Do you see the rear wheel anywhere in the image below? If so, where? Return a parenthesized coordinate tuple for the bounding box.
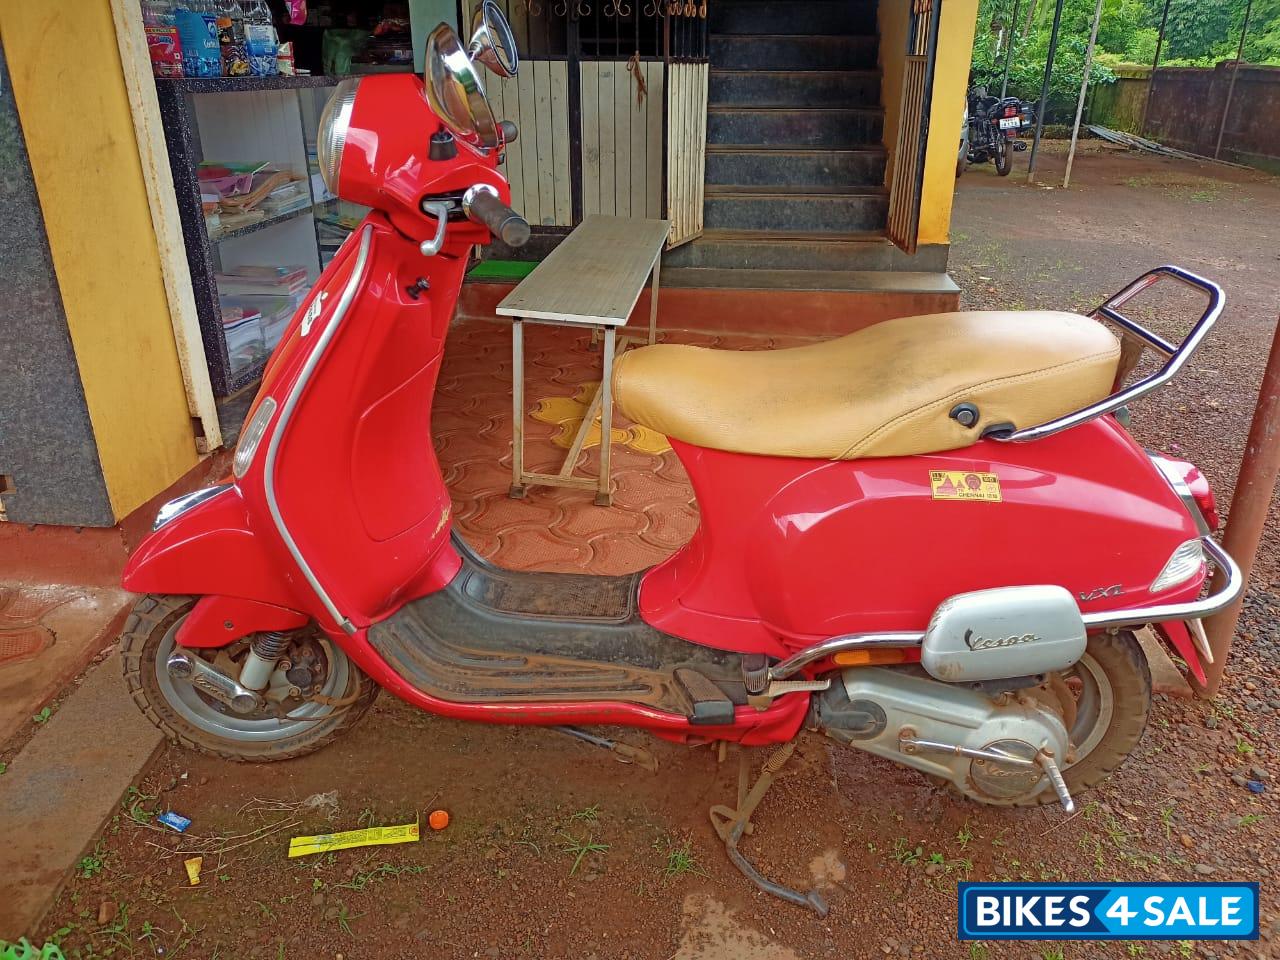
(994, 139, 1013, 176)
(121, 594, 378, 762)
(1018, 630, 1150, 805)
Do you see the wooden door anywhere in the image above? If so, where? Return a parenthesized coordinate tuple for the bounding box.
(665, 61, 708, 248)
(886, 0, 943, 253)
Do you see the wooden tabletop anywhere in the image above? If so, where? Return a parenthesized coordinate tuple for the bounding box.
(496, 215, 671, 327)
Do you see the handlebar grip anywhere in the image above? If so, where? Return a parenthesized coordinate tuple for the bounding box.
(465, 189, 531, 248)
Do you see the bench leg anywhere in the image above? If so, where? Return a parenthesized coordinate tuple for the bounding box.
(648, 257, 661, 346)
(595, 326, 616, 506)
(509, 319, 527, 499)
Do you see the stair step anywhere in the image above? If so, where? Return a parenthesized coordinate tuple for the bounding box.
(711, 0, 878, 36)
(662, 267, 960, 295)
(709, 35, 878, 70)
(703, 187, 889, 234)
(707, 106, 883, 148)
(709, 69, 881, 108)
(663, 230, 951, 272)
(705, 146, 885, 188)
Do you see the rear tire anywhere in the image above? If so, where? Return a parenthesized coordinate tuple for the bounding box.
(1019, 630, 1150, 806)
(121, 594, 378, 762)
(994, 139, 1013, 176)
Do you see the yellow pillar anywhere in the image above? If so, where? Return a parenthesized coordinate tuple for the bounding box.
(919, 0, 979, 246)
(0, 0, 199, 520)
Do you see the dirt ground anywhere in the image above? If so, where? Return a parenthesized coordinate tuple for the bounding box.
(30, 142, 1280, 959)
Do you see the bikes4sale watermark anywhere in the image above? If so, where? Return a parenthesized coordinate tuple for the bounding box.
(957, 883, 1259, 941)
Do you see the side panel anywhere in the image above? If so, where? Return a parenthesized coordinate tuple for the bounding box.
(641, 417, 1205, 652)
(124, 217, 467, 636)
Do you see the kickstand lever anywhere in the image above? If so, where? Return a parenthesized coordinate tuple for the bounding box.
(551, 725, 659, 773)
(708, 741, 829, 917)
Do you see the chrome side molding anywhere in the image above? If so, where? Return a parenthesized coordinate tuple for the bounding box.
(262, 224, 375, 636)
(769, 536, 1241, 681)
(154, 483, 233, 531)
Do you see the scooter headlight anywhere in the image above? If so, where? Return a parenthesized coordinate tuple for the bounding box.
(317, 78, 361, 196)
(1150, 539, 1205, 594)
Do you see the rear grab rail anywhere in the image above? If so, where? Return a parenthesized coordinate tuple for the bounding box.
(992, 265, 1225, 443)
(769, 535, 1241, 681)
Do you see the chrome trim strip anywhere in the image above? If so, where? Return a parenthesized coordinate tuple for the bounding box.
(154, 482, 234, 531)
(769, 537, 1241, 680)
(1148, 452, 1212, 536)
(261, 224, 374, 635)
(994, 266, 1225, 443)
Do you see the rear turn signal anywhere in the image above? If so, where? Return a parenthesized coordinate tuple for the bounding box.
(833, 648, 919, 667)
(1150, 539, 1206, 594)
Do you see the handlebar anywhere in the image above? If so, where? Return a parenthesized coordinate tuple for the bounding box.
(463, 185, 530, 248)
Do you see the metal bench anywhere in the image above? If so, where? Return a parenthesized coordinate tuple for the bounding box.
(498, 214, 670, 506)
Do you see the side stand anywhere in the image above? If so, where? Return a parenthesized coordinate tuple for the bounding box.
(708, 742, 829, 917)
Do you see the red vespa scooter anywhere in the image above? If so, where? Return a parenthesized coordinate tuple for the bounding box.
(122, 8, 1240, 914)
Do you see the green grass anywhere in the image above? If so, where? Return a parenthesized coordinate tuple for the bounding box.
(335, 902, 363, 938)
(569, 804, 600, 823)
(560, 832, 609, 876)
(32, 706, 52, 724)
(660, 839, 707, 879)
(333, 862, 427, 891)
(1238, 813, 1264, 828)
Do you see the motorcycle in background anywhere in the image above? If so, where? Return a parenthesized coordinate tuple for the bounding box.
(959, 85, 1035, 177)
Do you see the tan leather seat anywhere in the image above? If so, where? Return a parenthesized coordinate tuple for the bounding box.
(612, 311, 1120, 460)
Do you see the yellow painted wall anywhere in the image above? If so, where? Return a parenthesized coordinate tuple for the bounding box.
(877, 0, 979, 247)
(0, 0, 199, 520)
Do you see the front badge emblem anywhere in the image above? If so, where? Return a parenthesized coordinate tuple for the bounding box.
(300, 291, 328, 336)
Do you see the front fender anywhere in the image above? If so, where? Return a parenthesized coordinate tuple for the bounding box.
(124, 484, 306, 614)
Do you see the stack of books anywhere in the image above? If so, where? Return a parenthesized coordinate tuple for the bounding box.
(217, 265, 310, 350)
(216, 265, 309, 297)
(221, 304, 266, 373)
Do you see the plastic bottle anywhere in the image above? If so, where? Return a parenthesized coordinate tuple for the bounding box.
(218, 0, 251, 77)
(143, 0, 184, 77)
(176, 0, 222, 77)
(243, 0, 279, 76)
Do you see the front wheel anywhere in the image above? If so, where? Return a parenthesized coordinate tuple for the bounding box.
(994, 138, 1013, 176)
(121, 594, 379, 762)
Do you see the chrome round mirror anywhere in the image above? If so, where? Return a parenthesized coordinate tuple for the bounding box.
(423, 22, 499, 148)
(468, 0, 519, 79)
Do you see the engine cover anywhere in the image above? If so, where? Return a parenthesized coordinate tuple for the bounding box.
(815, 667, 1070, 806)
(921, 584, 1086, 683)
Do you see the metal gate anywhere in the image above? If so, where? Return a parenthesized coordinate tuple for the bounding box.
(886, 0, 942, 253)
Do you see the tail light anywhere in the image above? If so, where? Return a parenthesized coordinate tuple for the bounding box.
(1150, 453, 1221, 531)
(1003, 106, 1018, 117)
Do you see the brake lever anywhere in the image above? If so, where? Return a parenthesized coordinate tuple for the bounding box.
(419, 200, 450, 257)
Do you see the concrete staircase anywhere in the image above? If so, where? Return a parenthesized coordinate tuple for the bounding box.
(666, 0, 952, 292)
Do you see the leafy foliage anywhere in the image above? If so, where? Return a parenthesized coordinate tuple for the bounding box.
(970, 0, 1280, 120)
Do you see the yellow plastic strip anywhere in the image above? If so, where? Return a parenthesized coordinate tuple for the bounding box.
(287, 821, 420, 858)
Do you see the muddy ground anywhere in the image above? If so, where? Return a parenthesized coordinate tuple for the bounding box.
(33, 143, 1280, 959)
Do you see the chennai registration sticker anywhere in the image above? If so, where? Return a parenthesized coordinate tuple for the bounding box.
(930, 470, 1002, 502)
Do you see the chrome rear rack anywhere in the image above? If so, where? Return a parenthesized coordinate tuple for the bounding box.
(992, 265, 1225, 443)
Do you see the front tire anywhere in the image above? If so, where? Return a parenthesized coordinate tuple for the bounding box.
(121, 594, 378, 762)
